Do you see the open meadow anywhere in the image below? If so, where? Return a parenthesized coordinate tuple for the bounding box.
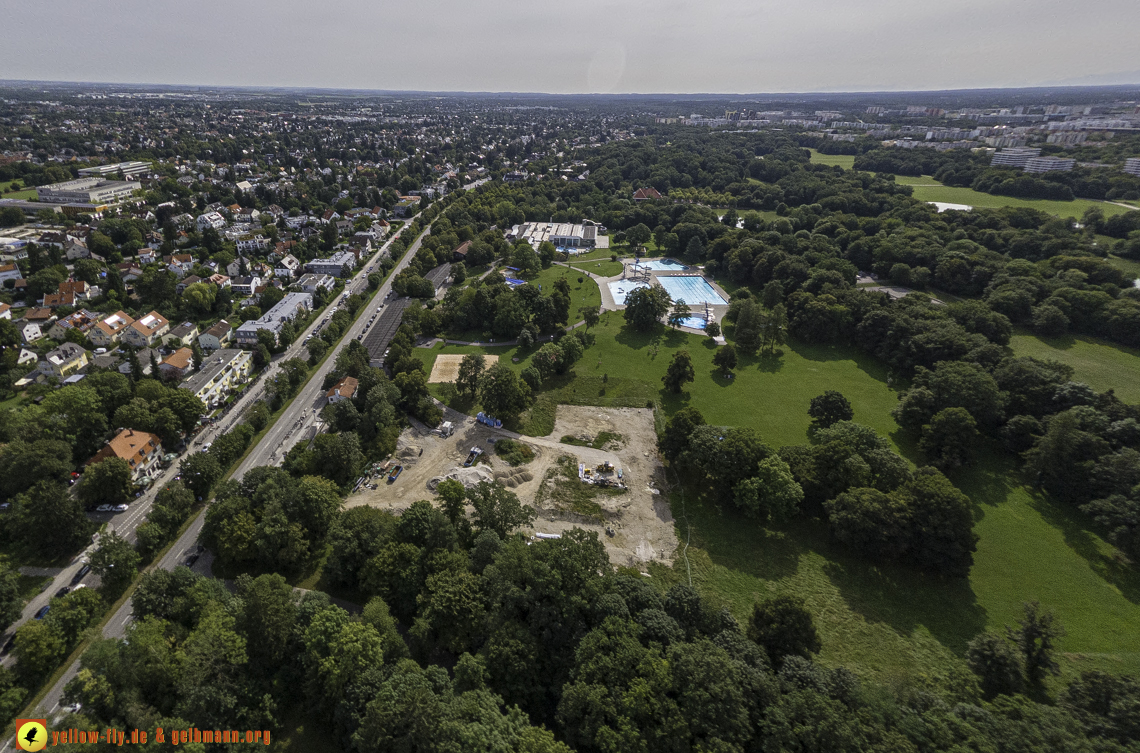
(893, 174, 1133, 218)
(419, 311, 1140, 685)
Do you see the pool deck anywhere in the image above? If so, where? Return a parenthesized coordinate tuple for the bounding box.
(589, 258, 732, 333)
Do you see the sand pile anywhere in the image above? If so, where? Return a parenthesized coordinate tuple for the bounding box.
(427, 466, 494, 490)
(494, 467, 535, 488)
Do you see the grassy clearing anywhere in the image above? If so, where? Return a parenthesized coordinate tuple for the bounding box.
(1009, 328, 1140, 403)
(808, 149, 855, 169)
(424, 310, 1140, 685)
(565, 259, 624, 277)
(892, 174, 1132, 218)
(1106, 254, 1140, 279)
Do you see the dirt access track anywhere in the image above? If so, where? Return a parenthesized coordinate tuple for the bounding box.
(346, 405, 677, 567)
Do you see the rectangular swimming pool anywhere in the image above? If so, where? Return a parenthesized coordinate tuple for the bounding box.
(607, 280, 649, 305)
(678, 316, 707, 329)
(657, 275, 727, 306)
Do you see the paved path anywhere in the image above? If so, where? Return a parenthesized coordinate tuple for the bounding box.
(17, 568, 64, 578)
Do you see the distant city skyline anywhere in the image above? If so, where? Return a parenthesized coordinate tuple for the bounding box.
(7, 0, 1140, 94)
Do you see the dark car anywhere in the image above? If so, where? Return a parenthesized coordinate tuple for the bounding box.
(55, 586, 71, 598)
(71, 564, 90, 584)
(183, 553, 200, 567)
(1, 635, 15, 655)
(34, 605, 50, 619)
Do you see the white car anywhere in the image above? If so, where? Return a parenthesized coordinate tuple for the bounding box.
(96, 504, 112, 512)
(113, 504, 129, 512)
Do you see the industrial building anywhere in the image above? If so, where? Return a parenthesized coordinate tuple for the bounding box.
(36, 177, 140, 204)
(510, 221, 599, 249)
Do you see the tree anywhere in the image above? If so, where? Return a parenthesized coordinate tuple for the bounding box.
(467, 481, 536, 539)
(808, 390, 854, 430)
(747, 595, 821, 668)
(179, 452, 223, 500)
(626, 223, 651, 249)
(0, 558, 22, 633)
(622, 285, 671, 331)
(732, 455, 803, 522)
(712, 343, 737, 376)
(668, 298, 691, 329)
(77, 457, 132, 509)
(733, 298, 762, 353)
(456, 353, 485, 398)
(12, 621, 65, 684)
(478, 363, 530, 420)
(89, 531, 141, 597)
(762, 280, 784, 309)
(16, 481, 91, 554)
(760, 303, 788, 355)
(919, 407, 979, 470)
(659, 407, 705, 463)
(581, 306, 600, 330)
(967, 631, 1025, 699)
(705, 320, 721, 338)
(244, 400, 270, 431)
(662, 350, 695, 394)
(1008, 601, 1064, 689)
(684, 236, 705, 264)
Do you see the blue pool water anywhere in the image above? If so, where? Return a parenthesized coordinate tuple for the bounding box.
(640, 258, 688, 271)
(678, 316, 707, 329)
(607, 280, 649, 304)
(657, 275, 727, 306)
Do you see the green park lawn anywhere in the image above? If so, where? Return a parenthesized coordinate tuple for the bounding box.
(893, 174, 1132, 219)
(1009, 328, 1140, 403)
(419, 311, 1140, 685)
(807, 149, 855, 170)
(1106, 253, 1140, 279)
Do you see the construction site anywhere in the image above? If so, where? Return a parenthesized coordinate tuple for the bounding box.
(345, 405, 677, 567)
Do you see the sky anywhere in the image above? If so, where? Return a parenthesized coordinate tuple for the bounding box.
(7, 0, 1140, 93)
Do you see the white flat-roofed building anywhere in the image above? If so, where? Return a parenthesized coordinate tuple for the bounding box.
(296, 273, 336, 293)
(1123, 158, 1140, 177)
(36, 178, 139, 204)
(305, 250, 357, 277)
(235, 291, 312, 346)
(179, 348, 254, 409)
(197, 211, 226, 230)
(78, 161, 151, 178)
(990, 147, 1042, 169)
(511, 222, 598, 249)
(1024, 156, 1075, 173)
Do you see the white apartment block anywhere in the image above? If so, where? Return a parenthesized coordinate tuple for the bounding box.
(179, 348, 253, 409)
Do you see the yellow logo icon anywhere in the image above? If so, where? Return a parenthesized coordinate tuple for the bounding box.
(15, 719, 47, 752)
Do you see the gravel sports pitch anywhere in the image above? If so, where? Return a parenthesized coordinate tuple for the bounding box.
(427, 353, 499, 383)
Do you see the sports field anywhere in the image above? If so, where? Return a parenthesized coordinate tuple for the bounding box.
(807, 149, 855, 169)
(427, 353, 498, 383)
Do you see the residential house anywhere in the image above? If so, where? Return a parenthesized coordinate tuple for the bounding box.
(231, 276, 261, 297)
(42, 292, 77, 308)
(236, 236, 268, 254)
(197, 320, 233, 351)
(305, 250, 356, 277)
(175, 275, 204, 294)
(179, 348, 253, 409)
(137, 249, 158, 264)
(326, 376, 358, 405)
(234, 208, 260, 224)
(0, 303, 9, 320)
(208, 273, 231, 288)
(115, 263, 144, 282)
(38, 343, 89, 378)
(17, 348, 37, 365)
(47, 309, 99, 340)
(59, 280, 92, 300)
(123, 311, 171, 348)
(0, 263, 22, 283)
(24, 307, 55, 326)
(452, 240, 471, 261)
(274, 254, 301, 280)
(89, 353, 121, 371)
(65, 239, 90, 260)
(88, 428, 163, 481)
(159, 347, 195, 380)
(88, 311, 134, 347)
(118, 347, 162, 377)
(18, 322, 42, 343)
(196, 211, 226, 230)
(164, 322, 199, 348)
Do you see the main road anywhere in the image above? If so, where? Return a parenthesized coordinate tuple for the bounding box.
(0, 216, 432, 746)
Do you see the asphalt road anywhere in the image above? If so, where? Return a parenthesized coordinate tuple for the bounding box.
(1, 217, 430, 748)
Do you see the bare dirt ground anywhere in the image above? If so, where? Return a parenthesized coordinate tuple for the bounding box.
(345, 405, 676, 567)
(427, 353, 499, 383)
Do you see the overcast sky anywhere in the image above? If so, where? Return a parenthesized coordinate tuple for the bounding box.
(7, 0, 1140, 93)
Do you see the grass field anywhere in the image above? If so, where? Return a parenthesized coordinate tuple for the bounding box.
(1106, 254, 1140, 280)
(892, 174, 1133, 219)
(1009, 328, 1140, 403)
(419, 310, 1140, 685)
(808, 149, 855, 169)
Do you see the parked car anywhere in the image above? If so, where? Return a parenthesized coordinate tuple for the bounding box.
(200, 442, 212, 453)
(96, 504, 112, 512)
(72, 565, 90, 584)
(34, 605, 50, 619)
(183, 553, 199, 567)
(55, 586, 71, 598)
(1, 635, 15, 655)
(113, 504, 129, 512)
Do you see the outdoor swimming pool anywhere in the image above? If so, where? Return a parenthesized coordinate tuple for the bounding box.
(678, 316, 707, 329)
(607, 280, 649, 304)
(639, 258, 688, 271)
(657, 275, 727, 306)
